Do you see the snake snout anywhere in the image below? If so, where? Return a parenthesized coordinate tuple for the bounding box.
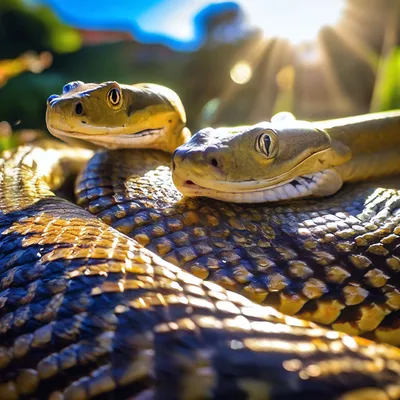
(172, 147, 185, 166)
(47, 94, 60, 106)
(171, 148, 180, 170)
(172, 146, 211, 178)
(172, 146, 203, 165)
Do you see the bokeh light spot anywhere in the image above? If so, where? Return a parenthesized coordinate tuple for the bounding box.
(50, 28, 82, 53)
(230, 61, 252, 84)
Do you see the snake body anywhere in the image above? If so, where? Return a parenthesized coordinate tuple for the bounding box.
(1, 146, 399, 399)
(75, 148, 400, 346)
(0, 81, 399, 398)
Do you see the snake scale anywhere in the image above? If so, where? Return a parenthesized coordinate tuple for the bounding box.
(0, 81, 399, 399)
(75, 149, 400, 347)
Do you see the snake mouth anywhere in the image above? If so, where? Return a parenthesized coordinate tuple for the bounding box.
(174, 169, 343, 203)
(47, 126, 165, 149)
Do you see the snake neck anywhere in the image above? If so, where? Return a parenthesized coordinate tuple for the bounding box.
(315, 110, 400, 182)
(0, 143, 92, 214)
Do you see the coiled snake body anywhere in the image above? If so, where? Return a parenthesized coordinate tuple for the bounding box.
(0, 82, 399, 399)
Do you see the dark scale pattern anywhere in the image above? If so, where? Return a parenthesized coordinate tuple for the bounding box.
(76, 150, 400, 346)
(1, 146, 400, 399)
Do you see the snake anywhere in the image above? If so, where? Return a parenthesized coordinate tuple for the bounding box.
(0, 80, 399, 399)
(172, 111, 400, 203)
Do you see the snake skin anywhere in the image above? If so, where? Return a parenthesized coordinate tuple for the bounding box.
(75, 149, 400, 347)
(1, 145, 400, 400)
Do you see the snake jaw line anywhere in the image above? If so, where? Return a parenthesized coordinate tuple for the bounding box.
(47, 125, 168, 150)
(174, 168, 343, 203)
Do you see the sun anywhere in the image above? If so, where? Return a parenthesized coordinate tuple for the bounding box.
(239, 0, 345, 45)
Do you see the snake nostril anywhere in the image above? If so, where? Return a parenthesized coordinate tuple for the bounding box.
(186, 180, 195, 185)
(75, 102, 83, 115)
(211, 158, 218, 168)
(47, 94, 60, 105)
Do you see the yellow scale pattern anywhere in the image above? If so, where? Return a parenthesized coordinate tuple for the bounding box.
(0, 145, 399, 399)
(76, 149, 400, 346)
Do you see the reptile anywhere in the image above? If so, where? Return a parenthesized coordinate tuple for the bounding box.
(172, 111, 400, 203)
(45, 82, 400, 346)
(0, 81, 399, 398)
(46, 80, 191, 153)
(4, 145, 400, 400)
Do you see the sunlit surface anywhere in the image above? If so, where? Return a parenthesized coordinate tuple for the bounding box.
(241, 0, 345, 44)
(230, 61, 253, 84)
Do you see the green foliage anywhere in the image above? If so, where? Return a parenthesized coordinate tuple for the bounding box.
(0, 0, 81, 58)
(371, 48, 400, 112)
(36, 6, 81, 53)
(0, 72, 66, 130)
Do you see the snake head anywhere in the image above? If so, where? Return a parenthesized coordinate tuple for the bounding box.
(46, 81, 190, 153)
(172, 121, 351, 203)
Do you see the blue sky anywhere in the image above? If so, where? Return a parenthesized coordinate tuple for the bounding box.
(28, 0, 345, 51)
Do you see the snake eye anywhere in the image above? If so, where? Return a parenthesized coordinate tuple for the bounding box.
(108, 88, 121, 107)
(256, 131, 276, 158)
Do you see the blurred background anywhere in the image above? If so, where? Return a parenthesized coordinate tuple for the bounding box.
(0, 0, 399, 149)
